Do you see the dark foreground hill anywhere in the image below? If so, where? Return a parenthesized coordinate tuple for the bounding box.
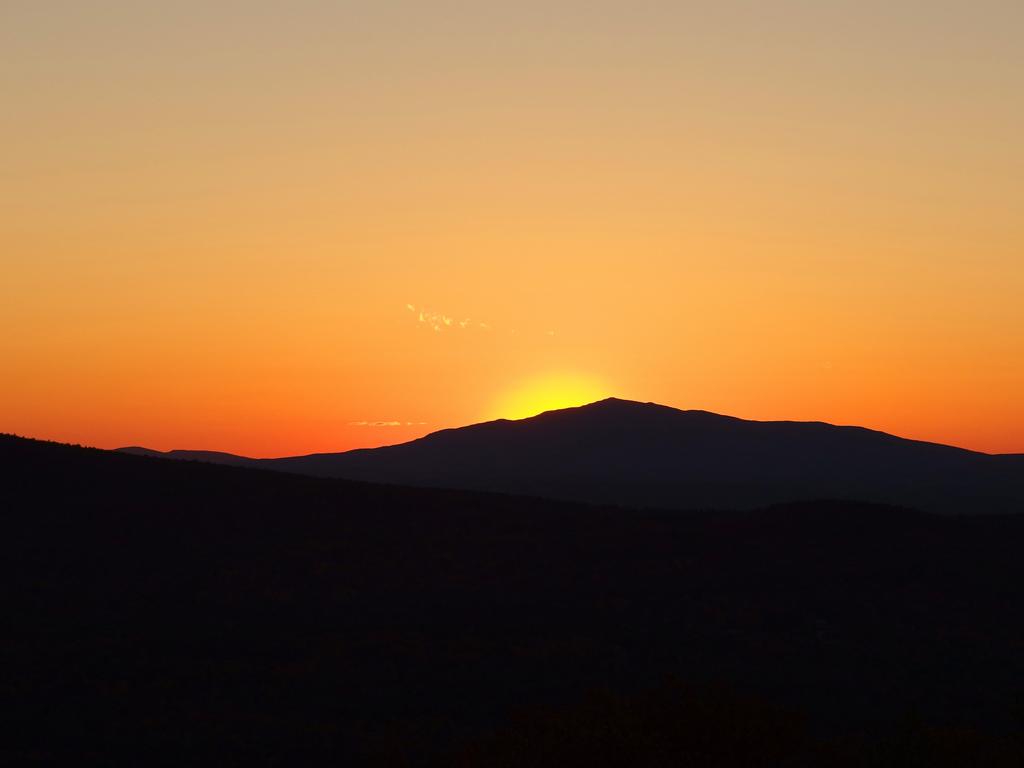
(121, 398, 1024, 515)
(6, 433, 1024, 765)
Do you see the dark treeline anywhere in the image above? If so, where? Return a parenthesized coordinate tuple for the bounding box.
(4, 434, 1024, 765)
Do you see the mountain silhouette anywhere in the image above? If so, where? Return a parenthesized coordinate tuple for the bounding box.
(118, 446, 256, 466)
(7, 432, 1024, 764)
(121, 398, 1024, 514)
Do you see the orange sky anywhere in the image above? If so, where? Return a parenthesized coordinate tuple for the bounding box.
(3, 2, 1023, 456)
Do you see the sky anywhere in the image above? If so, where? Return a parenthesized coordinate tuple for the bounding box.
(3, 1, 1023, 457)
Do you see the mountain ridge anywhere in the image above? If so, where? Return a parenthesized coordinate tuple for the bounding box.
(115, 398, 1024, 514)
(7, 430, 1024, 763)
(120, 397, 1006, 460)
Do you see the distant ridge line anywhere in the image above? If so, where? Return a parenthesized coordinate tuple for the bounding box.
(113, 398, 1024, 515)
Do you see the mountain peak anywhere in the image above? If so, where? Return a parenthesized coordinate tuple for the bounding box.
(544, 397, 719, 421)
(112, 398, 1024, 515)
(589, 396, 640, 406)
(516, 397, 678, 424)
(564, 397, 670, 413)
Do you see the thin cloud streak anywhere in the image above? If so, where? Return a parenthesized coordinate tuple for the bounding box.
(349, 421, 428, 427)
(405, 304, 552, 338)
(406, 303, 487, 333)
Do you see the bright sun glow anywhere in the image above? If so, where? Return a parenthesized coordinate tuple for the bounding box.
(492, 373, 609, 421)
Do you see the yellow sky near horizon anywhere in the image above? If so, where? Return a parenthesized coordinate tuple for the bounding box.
(3, 1, 1023, 456)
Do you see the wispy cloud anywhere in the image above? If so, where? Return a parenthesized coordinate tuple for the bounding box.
(405, 303, 553, 338)
(406, 303, 489, 333)
(349, 420, 427, 427)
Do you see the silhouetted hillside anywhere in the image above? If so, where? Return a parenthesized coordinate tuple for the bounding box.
(119, 445, 257, 466)
(124, 398, 1024, 515)
(5, 433, 1024, 764)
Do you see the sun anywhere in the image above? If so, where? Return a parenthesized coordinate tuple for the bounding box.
(492, 373, 609, 421)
